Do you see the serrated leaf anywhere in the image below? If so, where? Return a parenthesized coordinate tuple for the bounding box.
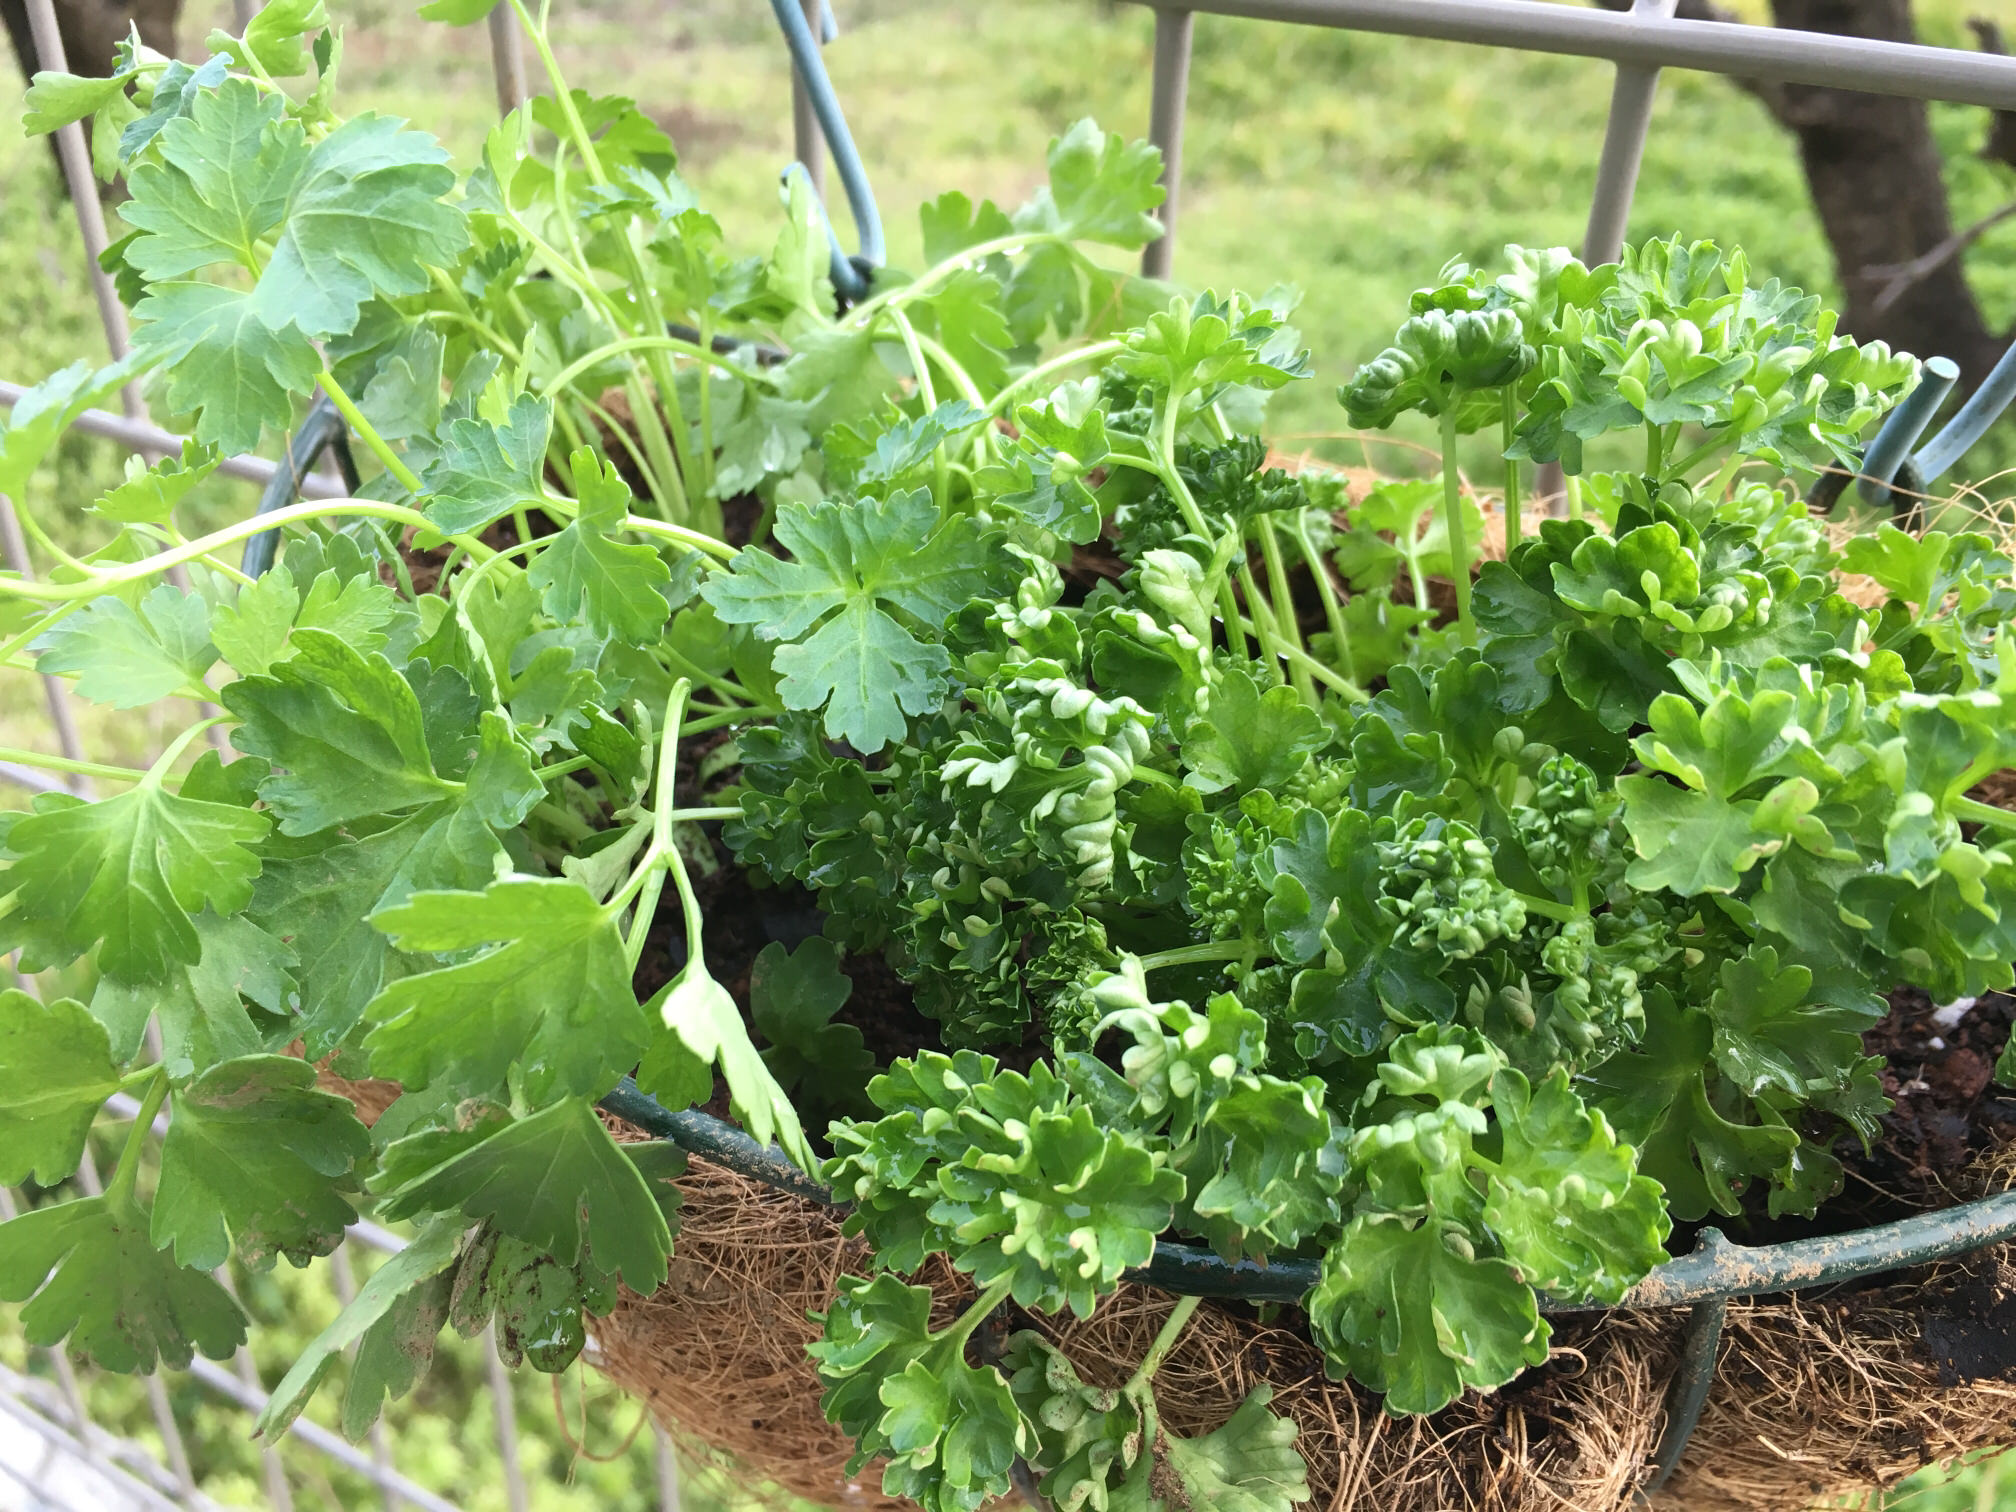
(526, 449, 671, 643)
(1182, 666, 1326, 796)
(255, 113, 467, 339)
(0, 353, 153, 502)
(1015, 119, 1165, 249)
(420, 393, 551, 534)
(0, 777, 269, 984)
(223, 629, 460, 834)
(701, 490, 1007, 751)
(651, 960, 812, 1169)
(154, 1054, 371, 1270)
(89, 911, 298, 1076)
(123, 78, 307, 281)
(375, 1097, 671, 1292)
(132, 281, 322, 453)
(91, 439, 224, 525)
(364, 877, 647, 1101)
(1156, 1388, 1310, 1512)
(0, 993, 122, 1187)
(0, 1197, 246, 1372)
(34, 583, 217, 708)
(258, 1216, 463, 1438)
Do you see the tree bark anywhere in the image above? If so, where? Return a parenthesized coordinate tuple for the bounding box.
(2, 0, 179, 82)
(1761, 0, 2002, 376)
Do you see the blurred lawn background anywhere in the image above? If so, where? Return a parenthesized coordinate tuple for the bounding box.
(2, 0, 2015, 1507)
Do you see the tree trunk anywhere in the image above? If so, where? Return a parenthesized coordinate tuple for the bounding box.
(1762, 0, 2003, 376)
(2, 0, 180, 82)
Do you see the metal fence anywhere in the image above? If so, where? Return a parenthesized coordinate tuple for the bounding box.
(4, 0, 2016, 1506)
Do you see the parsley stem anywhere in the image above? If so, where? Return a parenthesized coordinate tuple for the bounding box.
(1255, 517, 1315, 708)
(1502, 389, 1522, 551)
(1294, 510, 1355, 687)
(1233, 620, 1368, 703)
(106, 1070, 168, 1215)
(538, 755, 593, 782)
(0, 745, 146, 785)
(987, 341, 1126, 418)
(546, 336, 774, 399)
(317, 368, 423, 496)
(146, 717, 229, 783)
(1955, 796, 2016, 833)
(1440, 405, 1475, 647)
(844, 232, 1071, 330)
(889, 308, 951, 511)
(1125, 1294, 1202, 1394)
(0, 499, 489, 602)
(1510, 889, 1583, 924)
(668, 806, 742, 823)
(1137, 940, 1251, 972)
(941, 1277, 1017, 1352)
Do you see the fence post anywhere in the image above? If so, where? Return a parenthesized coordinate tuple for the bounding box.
(483, 1327, 532, 1512)
(1142, 7, 1196, 280)
(1582, 0, 1680, 265)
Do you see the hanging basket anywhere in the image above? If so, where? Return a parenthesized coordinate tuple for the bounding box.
(570, 1079, 2016, 1512)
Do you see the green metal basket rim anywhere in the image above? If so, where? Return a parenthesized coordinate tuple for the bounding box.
(599, 1079, 2016, 1313)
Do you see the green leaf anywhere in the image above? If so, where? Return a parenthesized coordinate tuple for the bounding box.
(91, 439, 224, 525)
(1182, 667, 1326, 796)
(1707, 946, 1884, 1101)
(525, 449, 672, 644)
(1265, 807, 1378, 965)
(22, 69, 132, 136)
(0, 1197, 246, 1372)
(0, 993, 122, 1187)
(651, 961, 812, 1169)
(364, 877, 648, 1102)
(34, 583, 217, 707)
(0, 353, 152, 502)
(1585, 991, 1799, 1221)
(132, 281, 322, 453)
(1156, 1388, 1311, 1512)
(223, 629, 459, 834)
(90, 912, 297, 1075)
(153, 1055, 369, 1271)
(702, 490, 1007, 751)
(420, 393, 551, 535)
(240, 0, 328, 76)
(375, 1097, 672, 1292)
(255, 113, 468, 339)
(122, 79, 307, 281)
(1307, 1211, 1546, 1416)
(1015, 119, 1164, 249)
(0, 779, 270, 984)
(258, 1216, 463, 1438)
(340, 1260, 450, 1439)
(1616, 776, 1774, 896)
(1483, 1069, 1669, 1305)
(751, 938, 873, 1112)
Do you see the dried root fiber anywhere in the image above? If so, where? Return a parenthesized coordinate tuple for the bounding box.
(584, 1146, 2016, 1512)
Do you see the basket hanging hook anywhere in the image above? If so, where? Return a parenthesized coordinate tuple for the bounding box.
(767, 0, 884, 308)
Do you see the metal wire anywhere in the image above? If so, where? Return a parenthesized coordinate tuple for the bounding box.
(766, 0, 883, 304)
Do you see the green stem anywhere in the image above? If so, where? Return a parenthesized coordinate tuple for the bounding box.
(319, 369, 423, 495)
(1238, 559, 1291, 690)
(942, 1278, 1017, 1351)
(1439, 405, 1474, 647)
(106, 1071, 168, 1214)
(541, 336, 771, 406)
(668, 805, 743, 823)
(1255, 517, 1315, 707)
(1239, 619, 1369, 702)
(844, 232, 1070, 330)
(1645, 423, 1666, 479)
(1155, 389, 1247, 657)
(1137, 940, 1252, 972)
(0, 745, 147, 784)
(1954, 796, 2016, 833)
(889, 308, 950, 512)
(623, 374, 689, 523)
(1565, 473, 1584, 523)
(579, 392, 673, 511)
(1502, 390, 1522, 551)
(986, 340, 1125, 417)
(0, 499, 488, 602)
(1511, 890, 1583, 924)
(1293, 512, 1355, 687)
(1125, 1295, 1202, 1394)
(538, 754, 594, 782)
